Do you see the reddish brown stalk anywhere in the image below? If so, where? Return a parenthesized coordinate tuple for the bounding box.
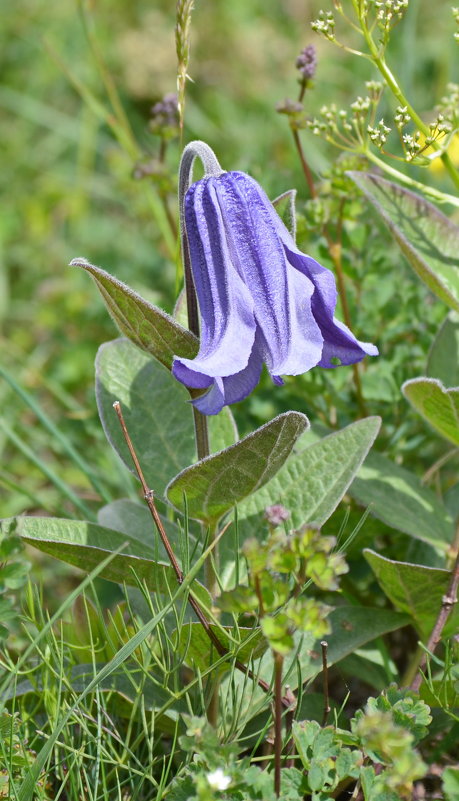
(112, 401, 289, 705)
(410, 547, 459, 693)
(321, 640, 331, 726)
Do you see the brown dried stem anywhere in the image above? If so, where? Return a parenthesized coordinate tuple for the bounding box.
(112, 401, 288, 706)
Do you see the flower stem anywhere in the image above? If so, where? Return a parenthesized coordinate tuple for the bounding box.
(365, 149, 459, 208)
(355, 7, 459, 193)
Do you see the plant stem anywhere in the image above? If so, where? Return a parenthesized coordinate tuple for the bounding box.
(113, 402, 292, 709)
(409, 546, 459, 692)
(321, 640, 331, 726)
(273, 651, 284, 798)
(364, 149, 459, 208)
(356, 8, 459, 193)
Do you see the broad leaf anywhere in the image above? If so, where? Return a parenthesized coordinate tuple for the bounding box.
(427, 312, 459, 386)
(350, 451, 454, 552)
(166, 412, 309, 524)
(364, 549, 459, 640)
(174, 623, 268, 673)
(208, 406, 239, 452)
(6, 516, 210, 605)
(272, 189, 297, 240)
(348, 172, 459, 311)
(402, 377, 459, 446)
(72, 258, 198, 369)
(96, 338, 196, 497)
(236, 417, 381, 533)
(97, 498, 201, 560)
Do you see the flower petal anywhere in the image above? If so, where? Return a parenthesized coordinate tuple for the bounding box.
(283, 243, 378, 367)
(192, 336, 264, 415)
(173, 177, 257, 386)
(213, 172, 324, 376)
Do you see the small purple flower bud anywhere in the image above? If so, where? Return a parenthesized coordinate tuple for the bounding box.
(150, 93, 179, 138)
(296, 45, 318, 81)
(264, 505, 291, 527)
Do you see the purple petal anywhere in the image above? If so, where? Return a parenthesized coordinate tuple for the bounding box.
(213, 172, 324, 377)
(192, 337, 264, 415)
(173, 177, 257, 386)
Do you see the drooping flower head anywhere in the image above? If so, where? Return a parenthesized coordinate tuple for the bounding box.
(173, 142, 377, 415)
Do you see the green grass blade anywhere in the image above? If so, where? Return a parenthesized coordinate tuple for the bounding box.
(0, 365, 112, 504)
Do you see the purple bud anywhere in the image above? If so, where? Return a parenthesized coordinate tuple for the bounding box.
(264, 505, 291, 527)
(296, 45, 318, 80)
(150, 93, 179, 136)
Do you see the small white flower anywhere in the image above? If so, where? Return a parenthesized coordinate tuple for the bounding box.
(206, 768, 231, 791)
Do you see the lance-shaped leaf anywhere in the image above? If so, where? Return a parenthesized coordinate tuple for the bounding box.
(364, 549, 459, 640)
(427, 312, 459, 386)
(236, 417, 381, 534)
(348, 172, 459, 311)
(96, 339, 196, 497)
(71, 258, 198, 369)
(272, 189, 297, 240)
(402, 377, 459, 446)
(350, 451, 454, 552)
(166, 411, 309, 524)
(5, 516, 210, 606)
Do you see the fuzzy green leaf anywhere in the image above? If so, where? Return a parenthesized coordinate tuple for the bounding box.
(6, 516, 210, 605)
(427, 312, 459, 387)
(166, 412, 309, 524)
(350, 452, 454, 552)
(272, 189, 297, 239)
(402, 377, 459, 446)
(72, 258, 198, 369)
(236, 417, 381, 533)
(364, 549, 459, 640)
(96, 338, 196, 497)
(348, 172, 459, 311)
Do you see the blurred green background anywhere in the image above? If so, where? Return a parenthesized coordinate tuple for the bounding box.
(1, 0, 457, 521)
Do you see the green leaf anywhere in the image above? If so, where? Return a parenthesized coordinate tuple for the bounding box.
(350, 452, 454, 552)
(97, 498, 200, 560)
(166, 412, 309, 524)
(6, 516, 210, 605)
(272, 189, 297, 240)
(236, 417, 381, 533)
(364, 549, 459, 640)
(427, 312, 459, 386)
(348, 172, 459, 311)
(443, 767, 459, 801)
(208, 406, 239, 452)
(402, 377, 459, 446)
(174, 622, 268, 673)
(96, 339, 196, 497)
(72, 258, 198, 369)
